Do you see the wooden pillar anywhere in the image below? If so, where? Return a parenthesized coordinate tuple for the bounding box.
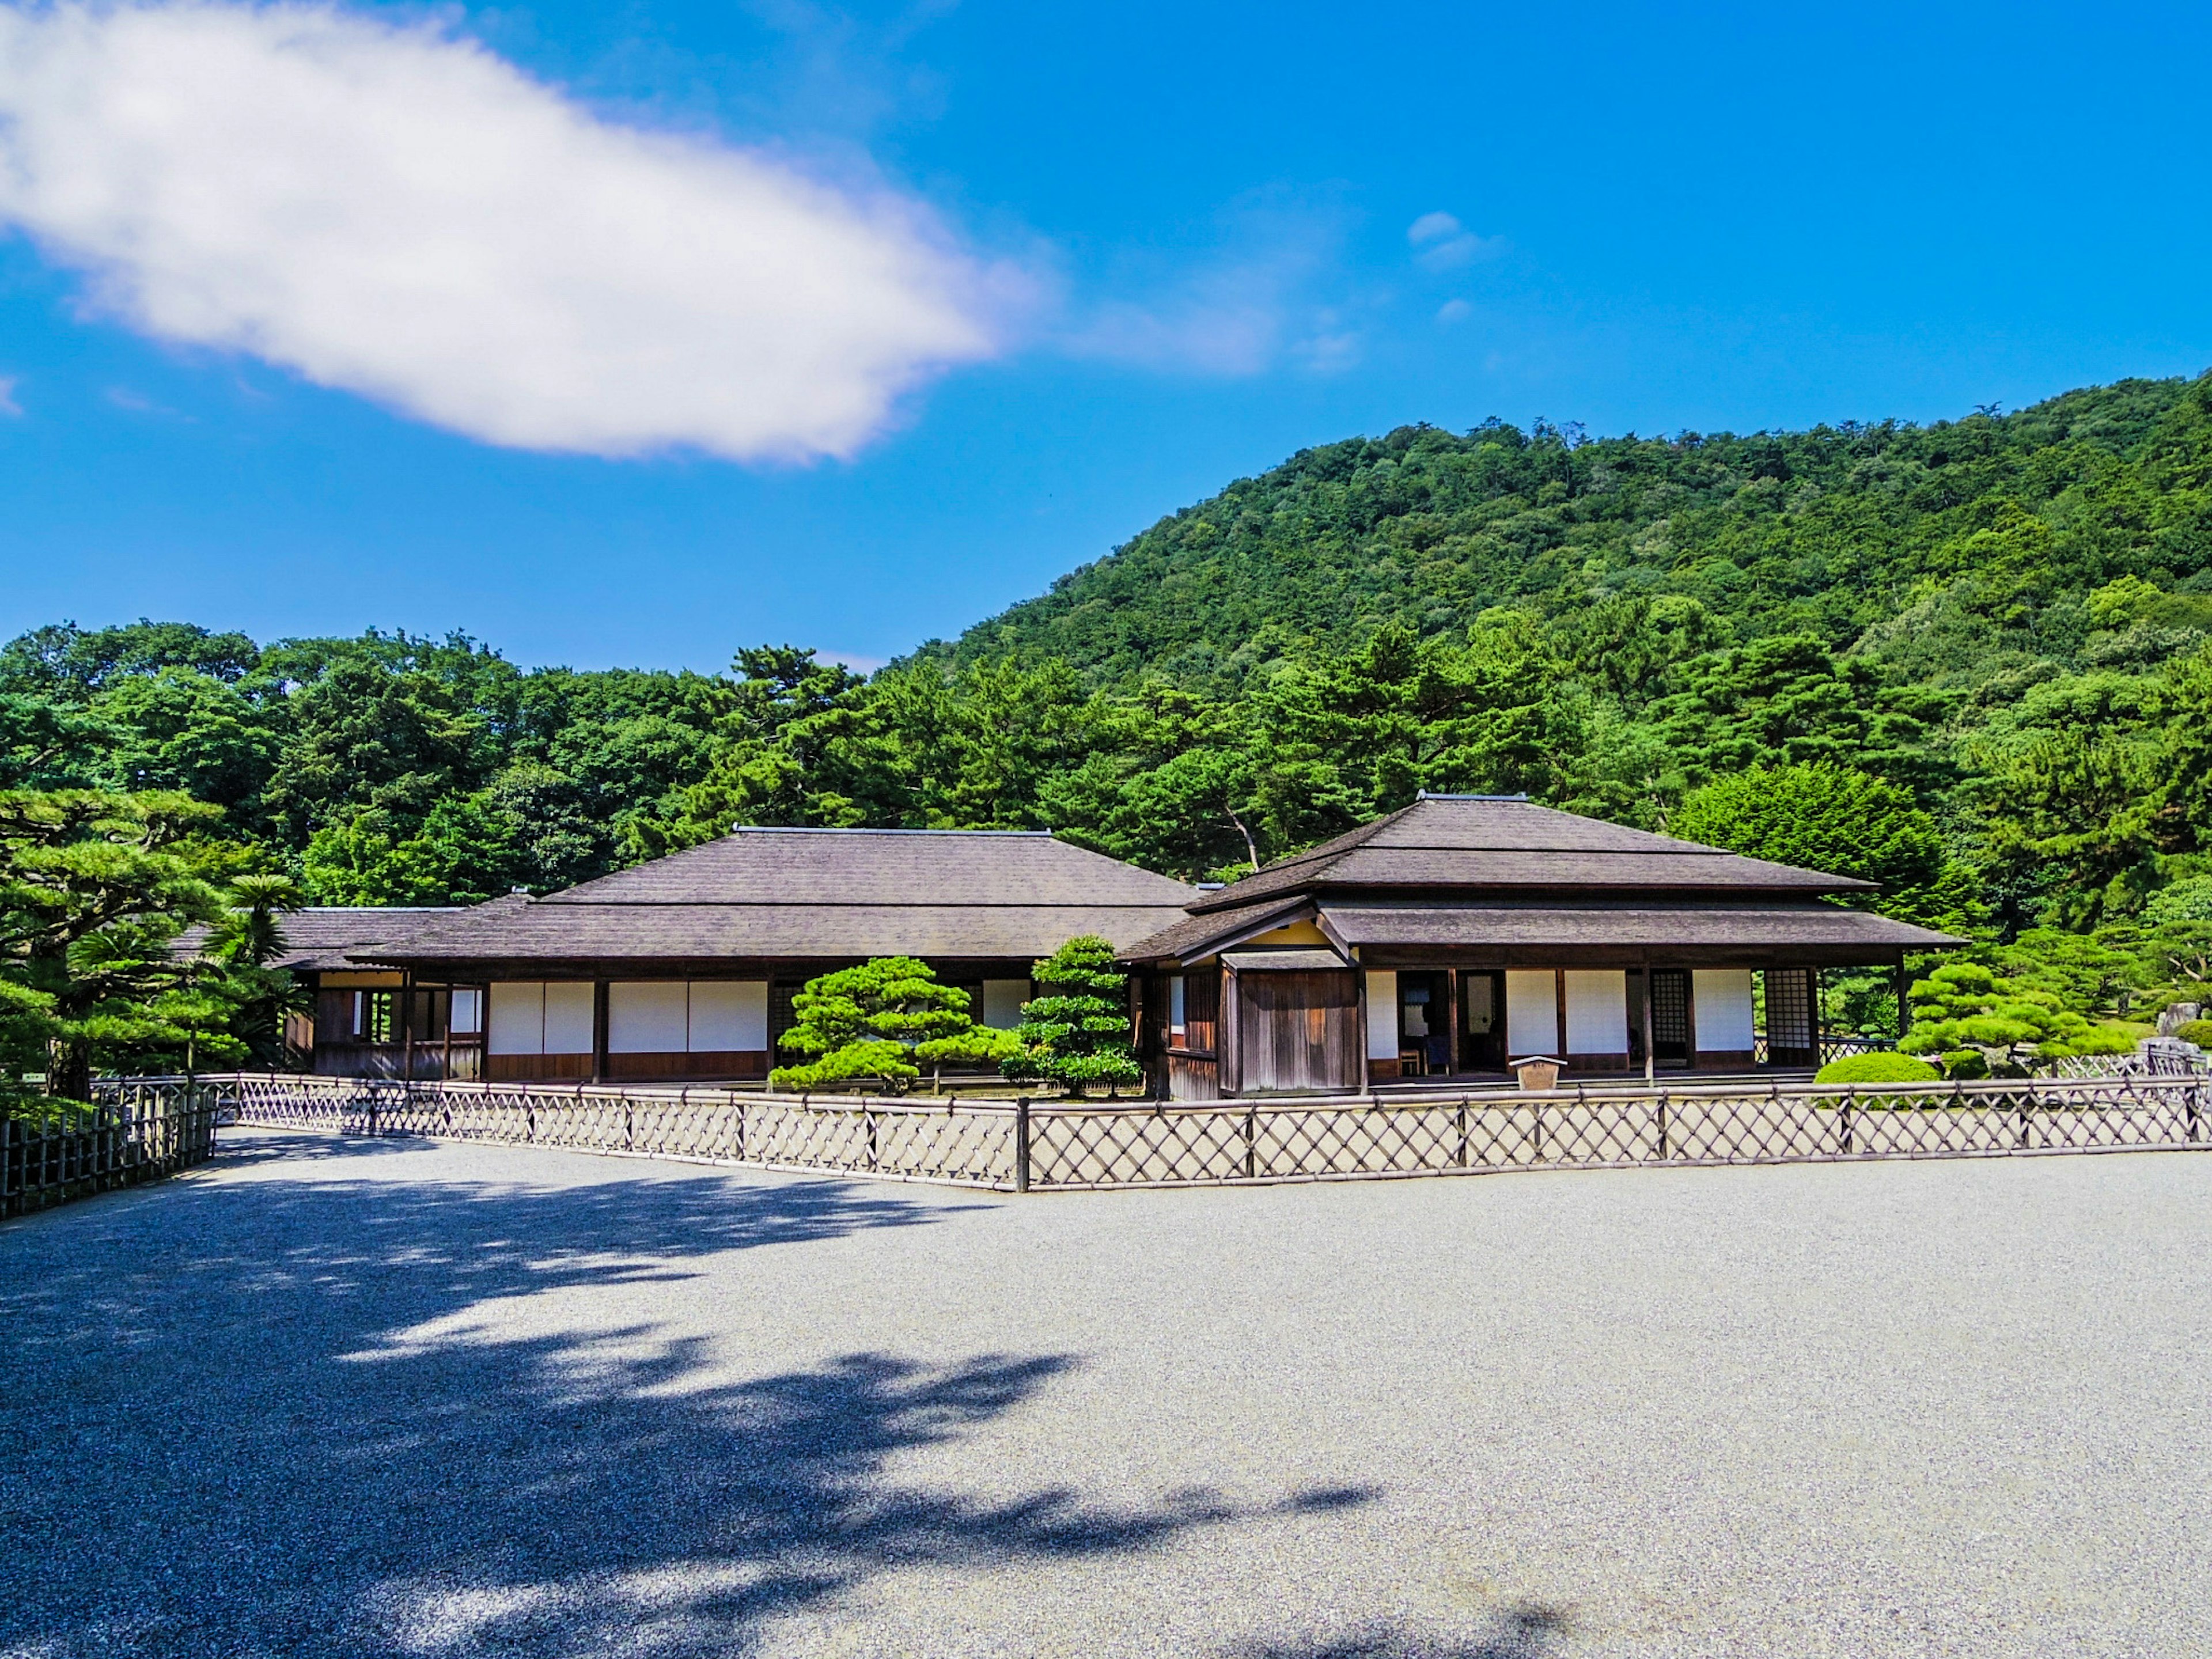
(1641, 966, 1656, 1085)
(1895, 955, 1910, 1044)
(402, 972, 415, 1082)
(592, 980, 610, 1084)
(1553, 969, 1567, 1064)
(1445, 968, 1460, 1076)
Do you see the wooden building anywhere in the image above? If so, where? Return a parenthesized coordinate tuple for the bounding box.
(1124, 794, 1963, 1099)
(346, 828, 1197, 1082)
(172, 906, 468, 1078)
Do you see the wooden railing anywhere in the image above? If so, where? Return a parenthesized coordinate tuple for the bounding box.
(92, 1071, 2212, 1195)
(4, 1082, 221, 1217)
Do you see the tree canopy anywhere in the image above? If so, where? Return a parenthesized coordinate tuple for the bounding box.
(16, 372, 2212, 1071)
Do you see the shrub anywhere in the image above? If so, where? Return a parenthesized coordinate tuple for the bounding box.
(999, 934, 1144, 1096)
(1815, 1052, 1941, 1085)
(2175, 1018, 2212, 1048)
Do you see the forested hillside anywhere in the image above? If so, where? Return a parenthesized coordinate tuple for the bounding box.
(10, 370, 2212, 1052)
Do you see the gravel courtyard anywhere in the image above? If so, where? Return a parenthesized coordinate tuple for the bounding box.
(5, 1129, 2209, 1659)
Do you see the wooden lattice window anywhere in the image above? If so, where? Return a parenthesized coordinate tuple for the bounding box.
(1766, 968, 1815, 1064)
(1650, 969, 1690, 1061)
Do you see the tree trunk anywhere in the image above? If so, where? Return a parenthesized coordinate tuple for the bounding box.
(48, 1033, 91, 1103)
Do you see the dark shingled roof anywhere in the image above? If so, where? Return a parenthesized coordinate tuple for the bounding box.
(1318, 902, 1962, 952)
(174, 906, 464, 971)
(1187, 794, 1869, 914)
(372, 828, 1198, 965)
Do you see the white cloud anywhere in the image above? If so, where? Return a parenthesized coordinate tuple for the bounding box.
(1407, 210, 1503, 272)
(1436, 298, 1472, 325)
(0, 2, 1013, 461)
(0, 376, 20, 416)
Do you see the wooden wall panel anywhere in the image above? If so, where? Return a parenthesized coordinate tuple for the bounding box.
(1184, 967, 1219, 1058)
(486, 1053, 594, 1082)
(1168, 1055, 1222, 1101)
(1234, 970, 1360, 1094)
(606, 1050, 770, 1081)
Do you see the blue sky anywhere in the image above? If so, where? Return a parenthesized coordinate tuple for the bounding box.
(0, 0, 2206, 672)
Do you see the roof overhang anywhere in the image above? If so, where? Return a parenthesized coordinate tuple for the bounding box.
(1219, 945, 1353, 971)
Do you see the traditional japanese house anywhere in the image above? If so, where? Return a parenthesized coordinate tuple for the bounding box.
(354, 828, 1198, 1083)
(176, 906, 467, 1078)
(1124, 794, 1963, 1099)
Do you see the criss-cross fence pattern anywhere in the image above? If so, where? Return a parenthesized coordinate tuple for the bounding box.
(90, 1070, 2212, 1194)
(1752, 1032, 1888, 1067)
(1025, 1074, 2208, 1188)
(3, 1082, 220, 1217)
(119, 1072, 1019, 1190)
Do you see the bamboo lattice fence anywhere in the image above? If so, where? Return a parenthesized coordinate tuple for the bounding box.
(3, 1082, 221, 1217)
(89, 1070, 2212, 1194)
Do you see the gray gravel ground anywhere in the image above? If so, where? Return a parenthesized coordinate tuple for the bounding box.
(5, 1129, 2210, 1659)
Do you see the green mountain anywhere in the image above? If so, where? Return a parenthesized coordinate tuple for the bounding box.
(942, 374, 2212, 696)
(11, 372, 2212, 1051)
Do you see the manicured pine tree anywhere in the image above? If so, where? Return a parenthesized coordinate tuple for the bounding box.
(1001, 934, 1143, 1097)
(771, 956, 1017, 1093)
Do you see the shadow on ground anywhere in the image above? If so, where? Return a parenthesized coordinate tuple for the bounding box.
(1239, 1607, 1571, 1659)
(1, 1130, 1358, 1656)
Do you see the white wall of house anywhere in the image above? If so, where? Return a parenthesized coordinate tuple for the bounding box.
(487, 982, 543, 1056)
(543, 984, 594, 1054)
(691, 982, 768, 1050)
(490, 981, 596, 1056)
(607, 980, 767, 1053)
(1505, 970, 1557, 1056)
(1363, 971, 1399, 1059)
(982, 979, 1030, 1029)
(1693, 969, 1756, 1052)
(609, 982, 687, 1053)
(1563, 969, 1629, 1055)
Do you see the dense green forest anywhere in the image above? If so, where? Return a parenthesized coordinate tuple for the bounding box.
(10, 370, 2212, 1075)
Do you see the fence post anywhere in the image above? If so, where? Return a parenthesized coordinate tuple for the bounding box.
(626, 1099, 634, 1153)
(1014, 1097, 1031, 1193)
(1244, 1104, 1258, 1181)
(1655, 1088, 1669, 1162)
(2189, 1081, 2205, 1145)
(367, 1093, 379, 1138)
(1457, 1095, 1468, 1169)
(866, 1105, 879, 1173)
(1840, 1086, 1855, 1156)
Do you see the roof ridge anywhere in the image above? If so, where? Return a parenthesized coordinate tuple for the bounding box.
(1195, 800, 1421, 904)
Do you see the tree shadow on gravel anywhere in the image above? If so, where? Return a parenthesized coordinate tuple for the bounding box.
(1, 1130, 1342, 1656)
(1237, 1605, 1570, 1659)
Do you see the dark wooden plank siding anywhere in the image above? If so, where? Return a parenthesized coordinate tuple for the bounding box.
(1184, 968, 1219, 1056)
(1168, 1055, 1222, 1100)
(1234, 969, 1361, 1094)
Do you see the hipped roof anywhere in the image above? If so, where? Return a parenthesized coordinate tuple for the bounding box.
(1186, 794, 1869, 914)
(175, 906, 462, 972)
(372, 828, 1197, 966)
(1128, 796, 1963, 964)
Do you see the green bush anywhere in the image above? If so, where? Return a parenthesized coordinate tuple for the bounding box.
(2174, 1018, 2212, 1048)
(1815, 1052, 1941, 1085)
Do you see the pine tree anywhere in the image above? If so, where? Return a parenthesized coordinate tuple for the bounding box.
(1001, 934, 1143, 1096)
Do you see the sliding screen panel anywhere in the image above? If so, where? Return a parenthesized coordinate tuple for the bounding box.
(688, 982, 768, 1052)
(486, 983, 544, 1056)
(541, 982, 596, 1056)
(1505, 970, 1558, 1058)
(608, 982, 688, 1054)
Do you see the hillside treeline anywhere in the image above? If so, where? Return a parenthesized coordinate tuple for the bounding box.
(9, 372, 2212, 1042)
